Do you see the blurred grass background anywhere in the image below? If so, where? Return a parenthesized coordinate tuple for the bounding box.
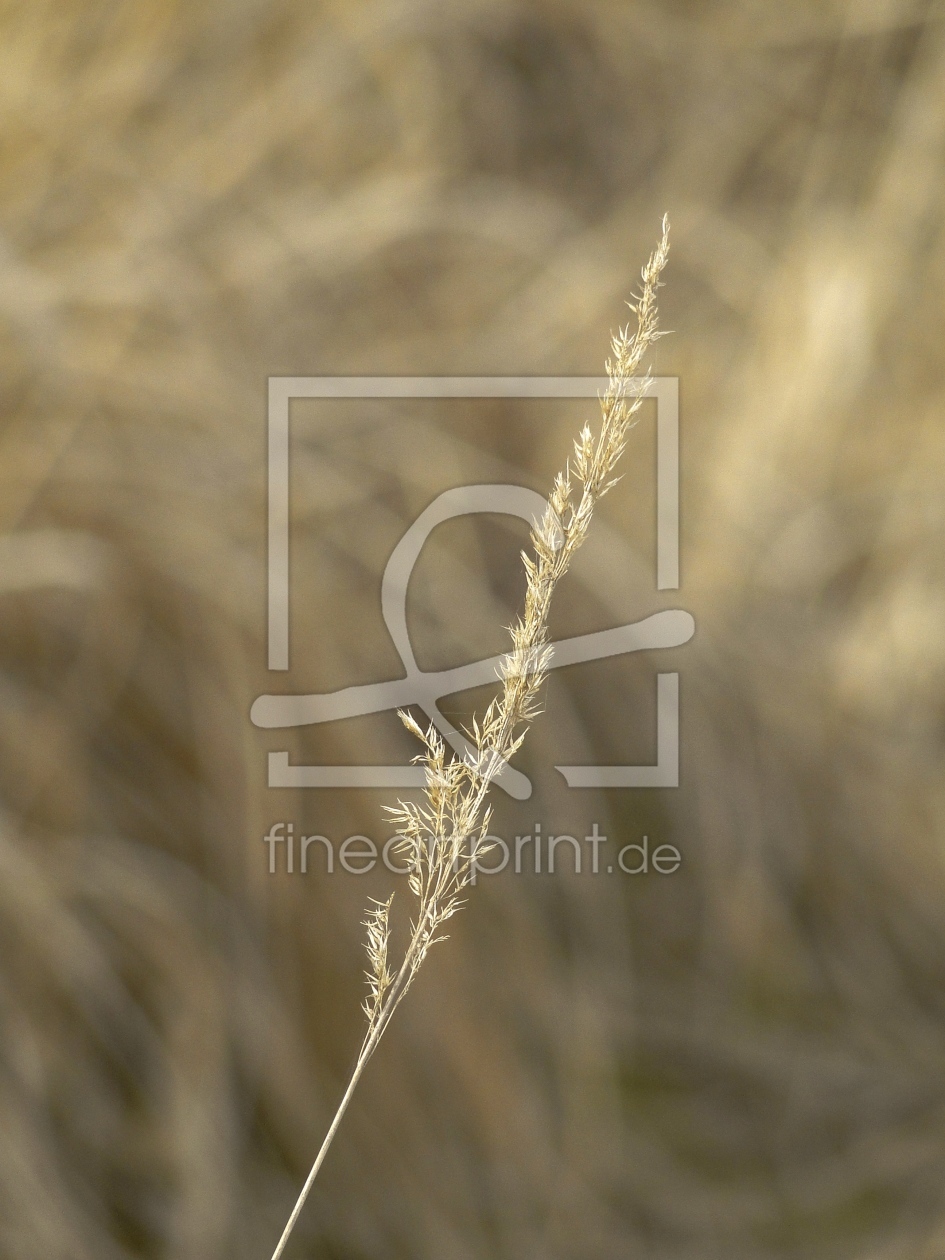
(1, 1, 945, 1257)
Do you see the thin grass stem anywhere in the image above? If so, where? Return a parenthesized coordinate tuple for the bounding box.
(267, 215, 670, 1259)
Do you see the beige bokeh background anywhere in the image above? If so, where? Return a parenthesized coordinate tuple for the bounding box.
(1, 2, 944, 1257)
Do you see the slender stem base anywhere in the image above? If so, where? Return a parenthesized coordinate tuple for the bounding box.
(268, 1048, 370, 1260)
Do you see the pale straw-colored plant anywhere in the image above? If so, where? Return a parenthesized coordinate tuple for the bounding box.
(269, 216, 671, 1260)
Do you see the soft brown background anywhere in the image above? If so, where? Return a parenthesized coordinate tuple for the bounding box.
(1, 2, 944, 1257)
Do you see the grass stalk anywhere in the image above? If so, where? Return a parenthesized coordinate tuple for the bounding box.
(268, 215, 671, 1260)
